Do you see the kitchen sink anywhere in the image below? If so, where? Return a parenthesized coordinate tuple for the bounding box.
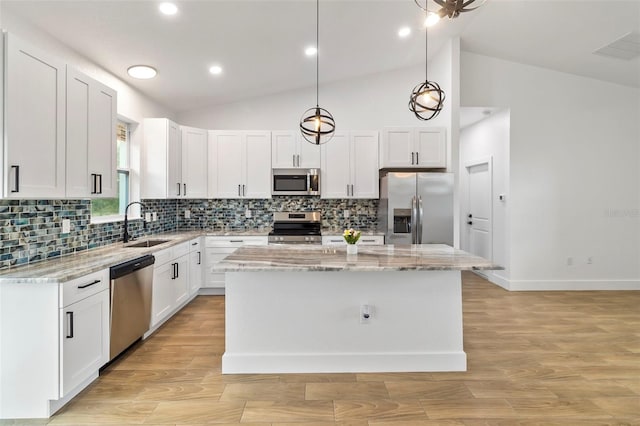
(125, 239, 170, 248)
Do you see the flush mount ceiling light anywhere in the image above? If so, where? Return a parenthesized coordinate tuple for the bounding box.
(299, 0, 335, 145)
(414, 0, 485, 19)
(408, 5, 445, 121)
(127, 65, 157, 79)
(159, 2, 178, 16)
(209, 65, 223, 75)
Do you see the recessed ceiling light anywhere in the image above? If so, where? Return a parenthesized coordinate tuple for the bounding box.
(305, 46, 317, 56)
(209, 65, 223, 75)
(158, 2, 178, 16)
(425, 12, 440, 27)
(127, 65, 157, 79)
(398, 27, 411, 38)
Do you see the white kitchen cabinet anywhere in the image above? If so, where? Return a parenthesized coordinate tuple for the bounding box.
(180, 126, 208, 198)
(208, 131, 271, 199)
(321, 131, 379, 199)
(322, 235, 385, 245)
(189, 238, 203, 296)
(151, 242, 190, 327)
(271, 131, 320, 168)
(380, 127, 446, 168)
(66, 67, 117, 198)
(204, 236, 268, 291)
(142, 118, 182, 198)
(3, 33, 66, 198)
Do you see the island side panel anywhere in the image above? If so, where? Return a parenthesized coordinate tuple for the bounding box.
(223, 270, 465, 373)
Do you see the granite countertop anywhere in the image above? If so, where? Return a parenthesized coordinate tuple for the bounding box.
(320, 228, 385, 237)
(214, 244, 502, 272)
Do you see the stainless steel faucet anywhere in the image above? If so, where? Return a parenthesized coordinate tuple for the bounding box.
(123, 201, 147, 243)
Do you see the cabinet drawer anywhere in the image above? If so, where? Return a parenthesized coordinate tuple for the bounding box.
(189, 237, 201, 252)
(172, 241, 190, 258)
(205, 236, 268, 247)
(60, 269, 109, 308)
(322, 235, 385, 246)
(153, 247, 173, 266)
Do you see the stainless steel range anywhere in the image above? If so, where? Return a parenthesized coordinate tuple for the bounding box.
(268, 211, 322, 244)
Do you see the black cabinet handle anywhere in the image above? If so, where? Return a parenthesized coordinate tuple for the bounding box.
(66, 312, 74, 338)
(177, 183, 181, 196)
(238, 184, 241, 196)
(416, 152, 419, 165)
(91, 174, 97, 194)
(467, 221, 473, 225)
(468, 214, 473, 218)
(183, 183, 186, 196)
(98, 174, 103, 194)
(411, 152, 415, 165)
(78, 279, 101, 289)
(11, 165, 19, 193)
(197, 251, 201, 265)
(230, 240, 244, 243)
(176, 262, 179, 278)
(192, 242, 198, 246)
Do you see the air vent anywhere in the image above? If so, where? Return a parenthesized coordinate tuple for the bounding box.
(593, 31, 640, 60)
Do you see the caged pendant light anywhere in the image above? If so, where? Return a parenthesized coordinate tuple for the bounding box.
(300, 0, 335, 145)
(408, 5, 445, 121)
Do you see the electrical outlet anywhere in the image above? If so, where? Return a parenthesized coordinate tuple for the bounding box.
(343, 210, 350, 219)
(62, 219, 71, 234)
(184, 209, 191, 219)
(152, 212, 158, 222)
(145, 212, 151, 222)
(245, 209, 252, 218)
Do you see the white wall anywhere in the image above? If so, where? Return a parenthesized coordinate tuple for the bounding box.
(460, 109, 510, 287)
(461, 52, 640, 290)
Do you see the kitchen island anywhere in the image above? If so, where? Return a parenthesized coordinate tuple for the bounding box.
(215, 244, 500, 374)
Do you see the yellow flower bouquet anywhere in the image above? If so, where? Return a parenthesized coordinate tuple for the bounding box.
(343, 228, 361, 245)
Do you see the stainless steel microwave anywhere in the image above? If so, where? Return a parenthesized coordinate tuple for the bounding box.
(272, 168, 320, 196)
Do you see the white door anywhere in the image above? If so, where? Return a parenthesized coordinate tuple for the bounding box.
(210, 131, 243, 198)
(271, 131, 296, 168)
(350, 132, 379, 199)
(320, 132, 350, 198)
(5, 34, 66, 198)
(465, 160, 492, 265)
(243, 131, 272, 198)
(181, 126, 208, 198)
(381, 128, 413, 168)
(89, 82, 117, 197)
(415, 128, 446, 168)
(167, 121, 182, 197)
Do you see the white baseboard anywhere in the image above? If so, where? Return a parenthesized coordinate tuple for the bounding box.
(506, 279, 640, 291)
(198, 287, 225, 296)
(222, 352, 467, 374)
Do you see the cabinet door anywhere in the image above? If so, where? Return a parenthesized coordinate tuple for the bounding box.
(415, 127, 446, 168)
(320, 132, 350, 198)
(181, 126, 208, 198)
(167, 120, 182, 198)
(151, 262, 174, 326)
(60, 289, 109, 397)
(141, 118, 170, 198)
(5, 33, 66, 198)
(271, 131, 296, 168)
(173, 255, 190, 306)
(350, 132, 379, 199)
(298, 135, 321, 168)
(65, 68, 91, 198)
(189, 249, 203, 295)
(89, 81, 117, 197)
(204, 248, 235, 288)
(209, 131, 243, 198)
(243, 131, 272, 198)
(381, 128, 414, 168)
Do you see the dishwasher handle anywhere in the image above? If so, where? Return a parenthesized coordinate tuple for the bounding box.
(110, 255, 155, 279)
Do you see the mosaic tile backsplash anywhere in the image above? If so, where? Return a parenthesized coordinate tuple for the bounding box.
(0, 197, 377, 269)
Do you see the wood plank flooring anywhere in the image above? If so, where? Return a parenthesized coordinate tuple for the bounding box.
(5, 272, 639, 425)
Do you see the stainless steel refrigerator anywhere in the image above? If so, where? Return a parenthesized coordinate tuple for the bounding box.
(379, 172, 454, 245)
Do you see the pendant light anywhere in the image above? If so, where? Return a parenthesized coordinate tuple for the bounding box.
(414, 0, 485, 19)
(300, 0, 335, 145)
(408, 6, 445, 121)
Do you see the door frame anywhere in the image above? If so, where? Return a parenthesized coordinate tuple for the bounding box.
(463, 156, 493, 277)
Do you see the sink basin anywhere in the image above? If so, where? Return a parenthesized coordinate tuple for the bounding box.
(125, 239, 170, 248)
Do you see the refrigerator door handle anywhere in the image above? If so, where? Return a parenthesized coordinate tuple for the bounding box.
(411, 196, 418, 244)
(418, 196, 424, 244)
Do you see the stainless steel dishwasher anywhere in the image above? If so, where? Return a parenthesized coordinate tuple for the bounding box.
(109, 254, 155, 360)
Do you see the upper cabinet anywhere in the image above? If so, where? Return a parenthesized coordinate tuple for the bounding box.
(142, 119, 208, 199)
(3, 33, 66, 198)
(66, 68, 117, 198)
(271, 131, 320, 169)
(380, 127, 446, 169)
(321, 131, 379, 199)
(208, 131, 271, 199)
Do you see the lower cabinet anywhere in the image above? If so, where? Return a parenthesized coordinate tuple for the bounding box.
(321, 235, 385, 246)
(204, 236, 268, 290)
(151, 242, 190, 328)
(189, 238, 203, 296)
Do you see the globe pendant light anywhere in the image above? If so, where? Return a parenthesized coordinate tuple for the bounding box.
(414, 0, 485, 19)
(408, 6, 445, 121)
(300, 0, 335, 145)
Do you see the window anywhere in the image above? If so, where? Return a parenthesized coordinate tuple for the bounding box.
(91, 121, 130, 220)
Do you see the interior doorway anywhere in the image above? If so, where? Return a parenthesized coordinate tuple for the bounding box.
(464, 157, 493, 276)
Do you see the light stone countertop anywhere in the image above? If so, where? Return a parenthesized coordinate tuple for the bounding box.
(214, 244, 502, 272)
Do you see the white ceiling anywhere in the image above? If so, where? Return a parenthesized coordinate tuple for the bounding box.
(2, 0, 639, 114)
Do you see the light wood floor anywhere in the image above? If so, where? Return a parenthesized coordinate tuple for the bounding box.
(8, 272, 640, 425)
